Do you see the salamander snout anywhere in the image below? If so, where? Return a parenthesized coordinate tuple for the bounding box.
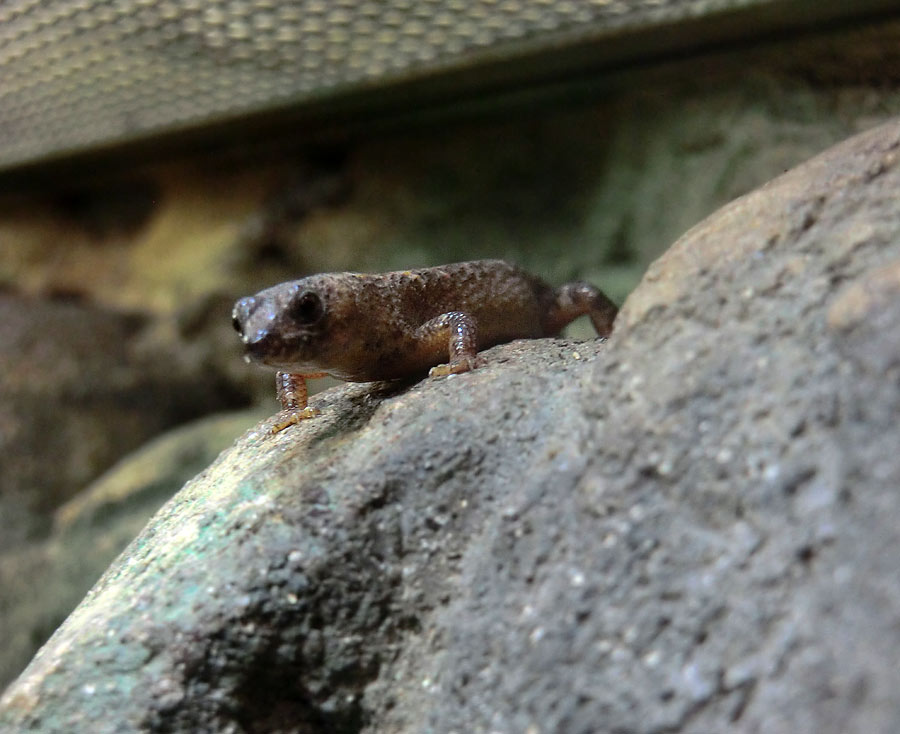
(231, 296, 257, 340)
(231, 295, 276, 358)
(232, 294, 293, 365)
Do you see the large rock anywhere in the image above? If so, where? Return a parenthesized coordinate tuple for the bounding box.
(3, 118, 900, 732)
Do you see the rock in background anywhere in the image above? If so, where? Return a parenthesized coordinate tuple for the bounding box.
(0, 294, 249, 548)
(2, 117, 899, 733)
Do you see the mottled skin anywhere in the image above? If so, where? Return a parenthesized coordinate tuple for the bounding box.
(233, 260, 617, 430)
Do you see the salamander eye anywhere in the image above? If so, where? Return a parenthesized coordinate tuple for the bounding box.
(289, 290, 324, 326)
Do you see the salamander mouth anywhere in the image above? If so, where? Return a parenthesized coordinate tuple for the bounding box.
(239, 331, 295, 368)
(241, 333, 320, 373)
(239, 330, 275, 361)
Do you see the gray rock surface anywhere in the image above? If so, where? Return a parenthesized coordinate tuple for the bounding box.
(3, 118, 900, 733)
(0, 410, 266, 693)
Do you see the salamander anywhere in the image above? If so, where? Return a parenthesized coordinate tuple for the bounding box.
(232, 259, 617, 430)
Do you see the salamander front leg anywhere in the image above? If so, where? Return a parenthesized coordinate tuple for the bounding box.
(413, 311, 479, 378)
(271, 371, 328, 432)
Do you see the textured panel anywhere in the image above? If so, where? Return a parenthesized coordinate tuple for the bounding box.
(0, 0, 869, 171)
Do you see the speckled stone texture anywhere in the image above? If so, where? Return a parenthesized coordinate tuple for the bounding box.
(3, 118, 900, 733)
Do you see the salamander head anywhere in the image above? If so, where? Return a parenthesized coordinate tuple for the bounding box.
(232, 276, 344, 372)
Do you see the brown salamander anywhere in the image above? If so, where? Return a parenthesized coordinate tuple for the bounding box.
(232, 259, 617, 430)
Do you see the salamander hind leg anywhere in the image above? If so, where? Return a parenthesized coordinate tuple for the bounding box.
(546, 282, 618, 337)
(415, 311, 479, 378)
(272, 371, 328, 432)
